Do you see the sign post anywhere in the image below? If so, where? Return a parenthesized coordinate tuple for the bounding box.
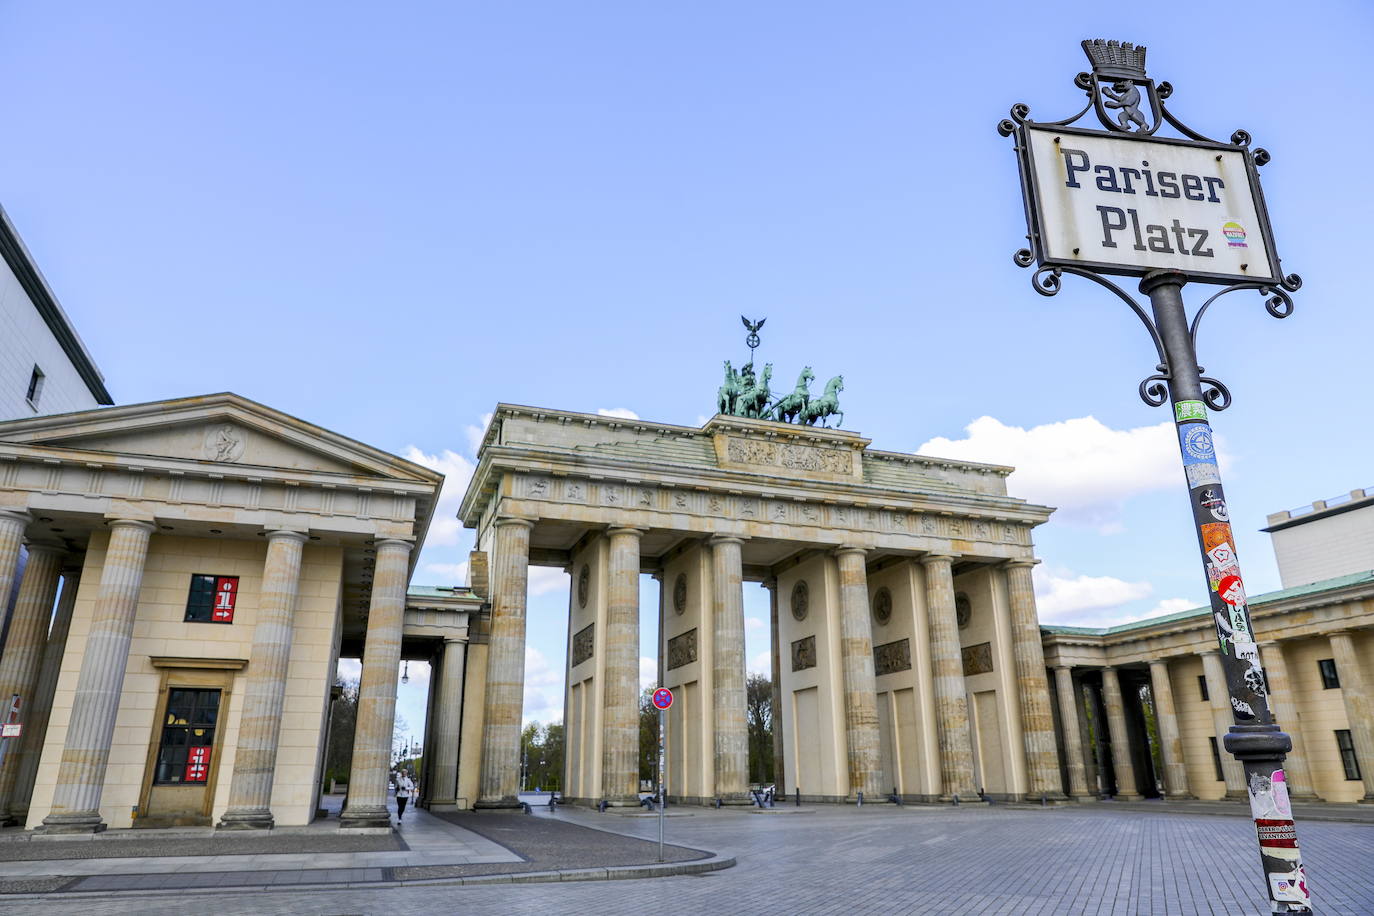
(652, 687, 673, 863)
(1001, 40, 1309, 914)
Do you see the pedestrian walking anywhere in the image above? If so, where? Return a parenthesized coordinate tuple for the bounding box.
(396, 771, 415, 821)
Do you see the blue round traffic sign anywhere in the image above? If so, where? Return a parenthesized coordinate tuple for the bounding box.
(652, 687, 673, 710)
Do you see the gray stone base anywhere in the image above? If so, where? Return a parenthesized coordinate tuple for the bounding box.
(35, 813, 106, 835)
(216, 809, 275, 830)
(338, 805, 392, 829)
(472, 796, 523, 811)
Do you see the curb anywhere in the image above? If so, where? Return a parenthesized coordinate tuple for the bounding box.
(0, 853, 736, 900)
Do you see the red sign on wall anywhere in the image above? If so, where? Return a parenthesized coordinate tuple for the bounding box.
(184, 746, 210, 783)
(212, 577, 238, 622)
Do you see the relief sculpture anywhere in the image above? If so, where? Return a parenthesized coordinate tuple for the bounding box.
(791, 635, 817, 672)
(961, 641, 994, 676)
(873, 638, 911, 676)
(572, 623, 595, 667)
(667, 628, 698, 670)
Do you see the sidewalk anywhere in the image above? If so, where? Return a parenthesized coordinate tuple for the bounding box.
(0, 794, 727, 898)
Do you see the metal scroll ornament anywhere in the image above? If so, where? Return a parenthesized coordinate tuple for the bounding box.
(999, 39, 1300, 411)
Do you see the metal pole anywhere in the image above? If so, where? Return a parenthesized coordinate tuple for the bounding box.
(657, 706, 666, 863)
(1141, 269, 1310, 914)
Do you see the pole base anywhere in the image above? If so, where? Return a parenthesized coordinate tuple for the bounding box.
(36, 812, 106, 835)
(217, 808, 275, 830)
(338, 805, 391, 829)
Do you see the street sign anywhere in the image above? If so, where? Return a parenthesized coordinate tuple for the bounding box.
(0, 724, 19, 738)
(652, 687, 673, 710)
(1018, 125, 1280, 285)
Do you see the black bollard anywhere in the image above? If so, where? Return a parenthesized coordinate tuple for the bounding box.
(856, 791, 863, 807)
(795, 787, 801, 807)
(953, 793, 960, 806)
(598, 799, 608, 813)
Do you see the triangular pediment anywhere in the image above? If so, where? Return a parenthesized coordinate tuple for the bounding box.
(0, 393, 439, 484)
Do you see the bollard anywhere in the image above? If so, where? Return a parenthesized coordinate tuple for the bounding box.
(1041, 793, 1047, 808)
(714, 797, 722, 809)
(598, 799, 608, 813)
(953, 793, 960, 806)
(795, 787, 801, 807)
(522, 802, 532, 815)
(856, 791, 863, 807)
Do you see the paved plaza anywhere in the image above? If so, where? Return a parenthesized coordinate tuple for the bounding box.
(1, 797, 1372, 914)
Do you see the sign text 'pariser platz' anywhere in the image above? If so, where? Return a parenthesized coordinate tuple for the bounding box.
(1020, 125, 1280, 285)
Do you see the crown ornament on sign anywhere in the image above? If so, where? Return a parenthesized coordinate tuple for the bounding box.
(1081, 39, 1147, 81)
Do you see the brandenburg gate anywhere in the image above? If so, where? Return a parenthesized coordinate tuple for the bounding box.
(456, 399, 1061, 807)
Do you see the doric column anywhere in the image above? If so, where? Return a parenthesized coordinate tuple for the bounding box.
(0, 511, 31, 624)
(40, 519, 155, 834)
(219, 530, 308, 829)
(474, 518, 533, 809)
(834, 547, 883, 799)
(1199, 650, 1246, 796)
(1052, 666, 1090, 798)
(920, 554, 976, 799)
(340, 537, 414, 828)
(1100, 666, 1141, 800)
(602, 527, 643, 805)
(1077, 679, 1101, 795)
(12, 564, 82, 819)
(1258, 641, 1317, 800)
(428, 637, 467, 806)
(1003, 560, 1061, 798)
(1328, 631, 1374, 801)
(709, 535, 749, 803)
(764, 577, 784, 794)
(0, 542, 65, 824)
(1147, 659, 1191, 798)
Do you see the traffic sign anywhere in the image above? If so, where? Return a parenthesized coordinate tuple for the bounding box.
(652, 687, 673, 710)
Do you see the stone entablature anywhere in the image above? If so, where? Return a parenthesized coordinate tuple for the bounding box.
(460, 404, 1048, 558)
(1042, 571, 1374, 668)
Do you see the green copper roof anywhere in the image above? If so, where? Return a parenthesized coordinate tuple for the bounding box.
(1042, 569, 1374, 637)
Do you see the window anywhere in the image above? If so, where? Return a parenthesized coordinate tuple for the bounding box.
(25, 365, 44, 406)
(1208, 737, 1225, 782)
(154, 688, 220, 784)
(1336, 730, 1362, 781)
(185, 574, 238, 623)
(1318, 659, 1340, 690)
(1198, 675, 1210, 702)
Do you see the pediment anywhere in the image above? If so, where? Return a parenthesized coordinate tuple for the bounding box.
(0, 393, 438, 483)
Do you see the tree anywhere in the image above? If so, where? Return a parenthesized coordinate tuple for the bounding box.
(746, 673, 774, 786)
(519, 721, 565, 791)
(324, 679, 358, 787)
(639, 688, 658, 784)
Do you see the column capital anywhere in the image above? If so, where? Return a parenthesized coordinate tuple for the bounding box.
(0, 509, 32, 527)
(492, 517, 535, 531)
(832, 545, 868, 559)
(1328, 629, 1354, 640)
(107, 518, 156, 534)
(920, 553, 957, 567)
(1054, 663, 1075, 672)
(606, 526, 647, 539)
(1003, 557, 1040, 569)
(264, 529, 309, 544)
(442, 635, 469, 647)
(1147, 657, 1171, 670)
(374, 537, 415, 553)
(22, 540, 67, 557)
(761, 576, 777, 590)
(707, 534, 747, 547)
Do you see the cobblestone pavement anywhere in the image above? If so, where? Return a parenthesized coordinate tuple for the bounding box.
(6, 802, 1374, 915)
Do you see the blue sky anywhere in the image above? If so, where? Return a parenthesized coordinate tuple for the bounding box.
(4, 3, 1371, 734)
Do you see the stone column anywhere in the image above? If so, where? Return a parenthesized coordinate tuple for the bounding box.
(1052, 666, 1090, 798)
(0, 511, 30, 624)
(1100, 667, 1141, 800)
(0, 543, 65, 824)
(1147, 659, 1191, 798)
(1199, 651, 1246, 797)
(474, 518, 533, 809)
(1002, 560, 1062, 798)
(1077, 679, 1101, 795)
(709, 535, 749, 804)
(40, 519, 155, 834)
(1258, 641, 1317, 799)
(219, 530, 308, 829)
(764, 577, 784, 794)
(920, 554, 975, 799)
(834, 547, 883, 800)
(12, 564, 82, 819)
(601, 527, 642, 805)
(428, 637, 467, 806)
(1329, 631, 1374, 801)
(340, 537, 414, 828)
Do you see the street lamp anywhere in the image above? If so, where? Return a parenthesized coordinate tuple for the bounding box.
(1001, 40, 1310, 914)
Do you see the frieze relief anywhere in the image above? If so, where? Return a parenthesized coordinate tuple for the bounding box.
(512, 473, 1031, 546)
(667, 628, 698, 670)
(873, 638, 911, 676)
(961, 642, 994, 677)
(572, 623, 595, 667)
(725, 436, 854, 476)
(791, 635, 817, 672)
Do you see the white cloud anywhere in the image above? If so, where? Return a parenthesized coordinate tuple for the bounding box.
(597, 407, 639, 420)
(1145, 597, 1197, 617)
(745, 616, 765, 633)
(422, 561, 468, 582)
(749, 650, 772, 676)
(523, 646, 565, 725)
(1033, 565, 1153, 626)
(401, 445, 476, 548)
(640, 657, 658, 691)
(465, 412, 494, 457)
(528, 566, 569, 597)
(918, 415, 1229, 533)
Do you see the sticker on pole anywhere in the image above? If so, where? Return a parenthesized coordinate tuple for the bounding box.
(652, 688, 674, 710)
(0, 723, 20, 738)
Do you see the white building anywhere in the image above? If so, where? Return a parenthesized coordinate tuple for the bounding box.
(0, 205, 112, 420)
(1265, 488, 1374, 589)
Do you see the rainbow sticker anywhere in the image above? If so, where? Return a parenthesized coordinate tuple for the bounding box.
(1222, 221, 1247, 248)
